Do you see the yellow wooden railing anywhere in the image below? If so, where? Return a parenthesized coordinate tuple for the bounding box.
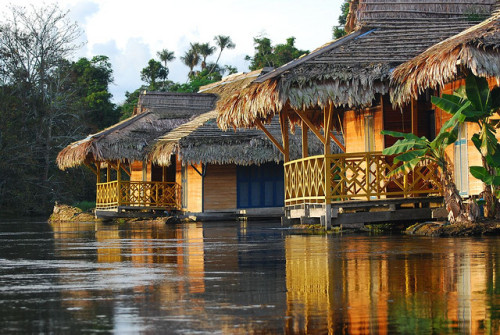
(284, 152, 442, 206)
(96, 181, 181, 210)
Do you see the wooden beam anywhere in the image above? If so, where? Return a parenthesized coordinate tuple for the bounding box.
(96, 164, 101, 183)
(302, 120, 308, 158)
(121, 164, 131, 177)
(84, 162, 97, 175)
(324, 104, 332, 155)
(280, 110, 290, 162)
(255, 119, 285, 154)
(109, 160, 131, 177)
(295, 110, 326, 144)
(329, 132, 346, 153)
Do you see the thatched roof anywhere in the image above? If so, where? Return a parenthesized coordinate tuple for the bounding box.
(57, 92, 217, 169)
(217, 0, 497, 130)
(150, 110, 340, 166)
(391, 10, 500, 106)
(149, 70, 341, 166)
(198, 69, 263, 101)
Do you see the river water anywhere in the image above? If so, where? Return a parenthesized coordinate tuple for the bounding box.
(0, 220, 498, 334)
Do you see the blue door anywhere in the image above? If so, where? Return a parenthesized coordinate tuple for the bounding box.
(237, 163, 284, 208)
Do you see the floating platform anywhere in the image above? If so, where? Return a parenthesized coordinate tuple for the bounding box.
(285, 196, 446, 228)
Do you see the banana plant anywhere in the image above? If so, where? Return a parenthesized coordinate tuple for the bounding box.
(432, 74, 500, 217)
(381, 101, 471, 224)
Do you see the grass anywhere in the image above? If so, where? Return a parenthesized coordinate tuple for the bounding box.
(73, 201, 96, 212)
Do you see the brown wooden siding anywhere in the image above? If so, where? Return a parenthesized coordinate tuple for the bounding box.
(383, 94, 411, 148)
(344, 105, 384, 153)
(187, 164, 203, 213)
(203, 164, 237, 211)
(131, 161, 143, 182)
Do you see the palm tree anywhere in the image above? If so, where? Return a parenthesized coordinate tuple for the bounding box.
(180, 49, 199, 79)
(157, 49, 175, 70)
(156, 49, 175, 89)
(209, 35, 235, 75)
(198, 43, 215, 70)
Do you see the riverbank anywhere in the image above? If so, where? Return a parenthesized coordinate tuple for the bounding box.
(405, 220, 500, 237)
(48, 203, 101, 222)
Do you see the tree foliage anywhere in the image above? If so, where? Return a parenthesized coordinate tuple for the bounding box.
(72, 55, 119, 132)
(245, 36, 308, 71)
(433, 74, 500, 216)
(381, 106, 470, 223)
(140, 59, 168, 90)
(332, 0, 351, 39)
(0, 4, 118, 215)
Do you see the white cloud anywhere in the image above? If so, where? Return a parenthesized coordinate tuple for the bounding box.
(0, 0, 344, 103)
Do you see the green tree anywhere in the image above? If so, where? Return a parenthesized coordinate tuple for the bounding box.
(72, 55, 119, 132)
(140, 59, 168, 90)
(210, 35, 235, 74)
(157, 49, 175, 89)
(181, 48, 200, 79)
(157, 49, 175, 70)
(245, 36, 308, 71)
(0, 4, 105, 214)
(433, 74, 500, 217)
(118, 88, 143, 120)
(333, 0, 351, 39)
(198, 43, 215, 70)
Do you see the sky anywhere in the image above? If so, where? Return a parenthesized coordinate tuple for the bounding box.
(1, 0, 344, 104)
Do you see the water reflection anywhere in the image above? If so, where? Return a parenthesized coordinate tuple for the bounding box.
(285, 235, 499, 334)
(0, 221, 498, 334)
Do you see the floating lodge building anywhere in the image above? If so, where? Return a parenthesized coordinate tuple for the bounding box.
(57, 70, 338, 219)
(216, 0, 500, 227)
(58, 0, 500, 226)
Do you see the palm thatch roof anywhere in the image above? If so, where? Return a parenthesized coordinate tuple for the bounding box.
(57, 92, 217, 169)
(391, 10, 500, 106)
(198, 69, 263, 101)
(149, 70, 341, 166)
(217, 0, 498, 130)
(149, 110, 340, 166)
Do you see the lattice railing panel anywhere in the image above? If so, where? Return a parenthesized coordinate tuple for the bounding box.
(284, 156, 326, 205)
(96, 181, 119, 209)
(284, 152, 442, 205)
(96, 181, 181, 210)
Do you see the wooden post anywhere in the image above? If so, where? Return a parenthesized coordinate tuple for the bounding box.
(323, 105, 333, 229)
(96, 164, 101, 183)
(302, 120, 309, 158)
(106, 164, 111, 183)
(117, 161, 122, 206)
(411, 98, 418, 135)
(280, 110, 290, 163)
(162, 166, 166, 182)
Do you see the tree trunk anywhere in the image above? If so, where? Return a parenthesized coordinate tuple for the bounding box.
(481, 156, 497, 218)
(442, 166, 471, 224)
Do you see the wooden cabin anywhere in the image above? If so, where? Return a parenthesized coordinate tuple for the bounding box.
(146, 71, 338, 217)
(57, 92, 218, 216)
(216, 0, 498, 228)
(56, 71, 337, 218)
(148, 110, 336, 216)
(391, 11, 500, 198)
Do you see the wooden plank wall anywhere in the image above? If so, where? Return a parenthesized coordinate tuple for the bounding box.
(382, 95, 412, 148)
(130, 161, 143, 182)
(344, 106, 384, 153)
(203, 164, 237, 210)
